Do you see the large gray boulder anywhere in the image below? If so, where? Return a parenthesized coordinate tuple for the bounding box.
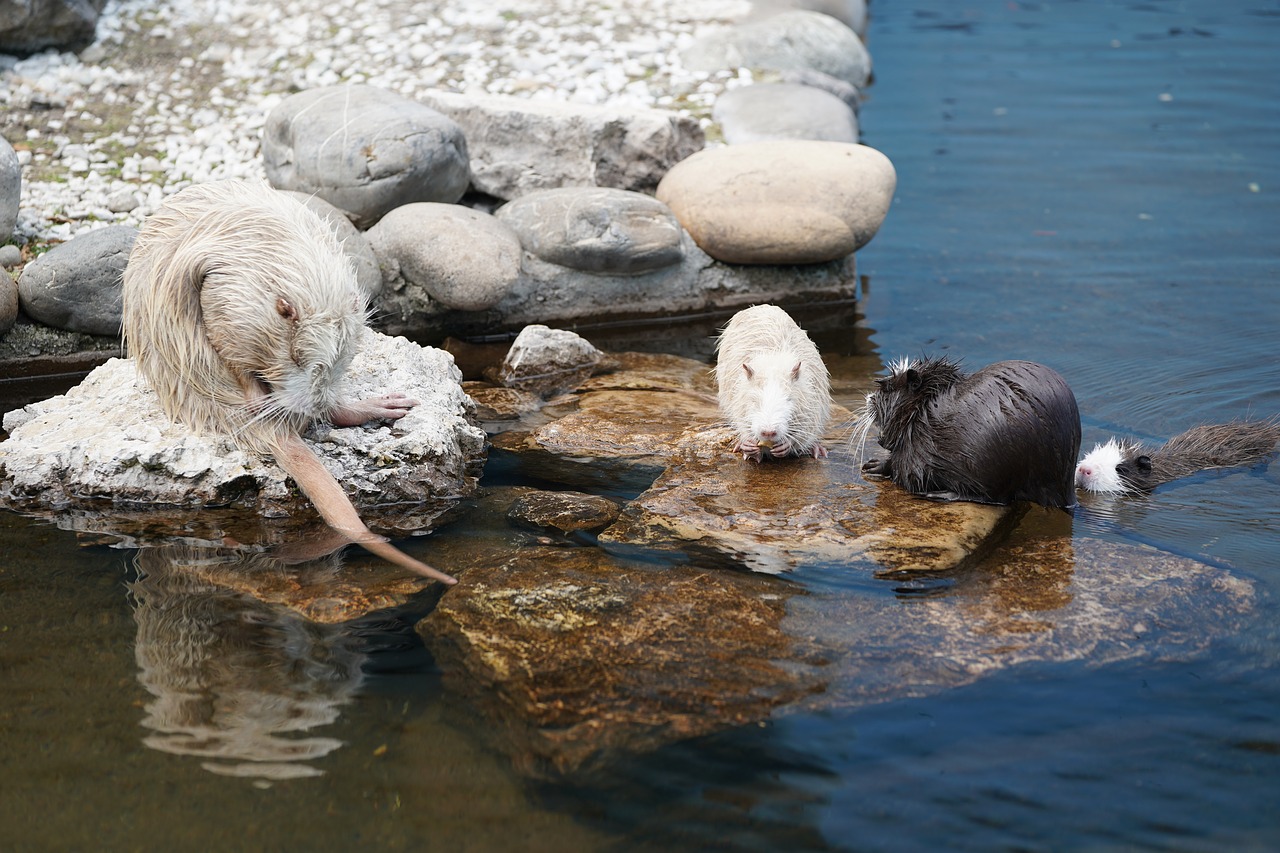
(262, 85, 471, 229)
(367, 202, 523, 315)
(416, 91, 704, 201)
(16, 224, 136, 336)
(494, 187, 685, 275)
(0, 0, 108, 56)
(0, 135, 18, 241)
(682, 10, 872, 92)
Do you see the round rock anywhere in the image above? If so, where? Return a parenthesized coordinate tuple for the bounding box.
(495, 187, 685, 274)
(366, 203, 521, 311)
(280, 190, 382, 300)
(656, 140, 896, 265)
(1, 272, 18, 335)
(17, 225, 137, 335)
(262, 84, 471, 229)
(713, 83, 859, 144)
(681, 10, 872, 91)
(1, 135, 19, 240)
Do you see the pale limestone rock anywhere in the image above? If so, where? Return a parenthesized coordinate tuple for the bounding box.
(0, 331, 487, 515)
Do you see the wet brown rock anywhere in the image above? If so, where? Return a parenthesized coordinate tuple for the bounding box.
(462, 382, 544, 423)
(507, 489, 621, 533)
(418, 544, 820, 777)
(601, 425, 1013, 575)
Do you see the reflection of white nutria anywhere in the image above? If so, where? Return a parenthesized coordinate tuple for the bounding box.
(714, 304, 832, 461)
(122, 180, 454, 584)
(1076, 420, 1280, 493)
(129, 546, 365, 780)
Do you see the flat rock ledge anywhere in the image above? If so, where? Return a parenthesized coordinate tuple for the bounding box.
(0, 331, 487, 516)
(415, 348, 1258, 777)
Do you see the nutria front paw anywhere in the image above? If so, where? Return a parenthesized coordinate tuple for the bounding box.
(861, 457, 891, 478)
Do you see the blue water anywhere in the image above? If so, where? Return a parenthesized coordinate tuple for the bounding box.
(3, 1, 1280, 850)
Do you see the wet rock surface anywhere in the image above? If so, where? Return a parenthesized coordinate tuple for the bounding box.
(491, 324, 604, 397)
(410, 346, 1258, 777)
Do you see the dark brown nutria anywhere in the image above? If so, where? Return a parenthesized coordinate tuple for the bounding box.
(854, 356, 1081, 510)
(1075, 419, 1280, 493)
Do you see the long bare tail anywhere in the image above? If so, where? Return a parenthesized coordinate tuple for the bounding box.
(273, 433, 457, 585)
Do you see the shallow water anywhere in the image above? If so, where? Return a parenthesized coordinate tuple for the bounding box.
(4, 0, 1280, 849)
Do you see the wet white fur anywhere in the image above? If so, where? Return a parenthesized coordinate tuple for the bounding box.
(1075, 438, 1130, 492)
(714, 304, 832, 461)
(123, 180, 365, 455)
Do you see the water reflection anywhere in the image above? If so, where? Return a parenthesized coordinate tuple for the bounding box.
(127, 545, 368, 780)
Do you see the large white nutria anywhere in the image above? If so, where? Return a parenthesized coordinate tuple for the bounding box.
(122, 180, 455, 584)
(1075, 420, 1280, 493)
(714, 304, 832, 461)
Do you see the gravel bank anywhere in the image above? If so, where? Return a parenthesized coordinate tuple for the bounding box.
(1, 0, 751, 247)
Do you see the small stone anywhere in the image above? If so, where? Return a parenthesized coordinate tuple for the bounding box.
(0, 244, 23, 269)
(507, 489, 621, 533)
(16, 224, 137, 336)
(656, 140, 896, 264)
(494, 325, 603, 397)
(495, 187, 685, 274)
(105, 188, 140, 213)
(366, 202, 521, 312)
(262, 84, 471, 229)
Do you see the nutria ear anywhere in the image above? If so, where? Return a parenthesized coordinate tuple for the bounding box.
(790, 361, 802, 380)
(742, 362, 754, 380)
(276, 297, 298, 322)
(1134, 455, 1153, 473)
(906, 368, 921, 391)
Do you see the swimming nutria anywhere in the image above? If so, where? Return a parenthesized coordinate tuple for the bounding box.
(122, 180, 456, 585)
(854, 356, 1081, 509)
(1075, 420, 1280, 493)
(714, 304, 832, 462)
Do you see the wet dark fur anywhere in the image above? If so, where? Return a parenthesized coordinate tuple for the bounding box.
(862, 357, 1081, 510)
(1116, 420, 1280, 491)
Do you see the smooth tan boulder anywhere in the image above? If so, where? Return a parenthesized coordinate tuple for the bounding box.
(656, 140, 896, 264)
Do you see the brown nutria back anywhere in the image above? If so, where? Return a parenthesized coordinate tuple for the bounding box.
(858, 356, 1081, 510)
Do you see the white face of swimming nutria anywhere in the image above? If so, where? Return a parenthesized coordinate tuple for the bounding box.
(1075, 438, 1126, 492)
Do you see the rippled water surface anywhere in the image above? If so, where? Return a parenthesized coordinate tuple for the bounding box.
(4, 1, 1279, 850)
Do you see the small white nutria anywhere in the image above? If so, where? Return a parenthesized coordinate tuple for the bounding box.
(853, 355, 1081, 510)
(122, 180, 455, 584)
(714, 304, 832, 462)
(1076, 420, 1280, 493)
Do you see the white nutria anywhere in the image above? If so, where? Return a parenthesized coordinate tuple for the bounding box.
(1075, 419, 1280, 493)
(122, 180, 455, 585)
(713, 304, 832, 461)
